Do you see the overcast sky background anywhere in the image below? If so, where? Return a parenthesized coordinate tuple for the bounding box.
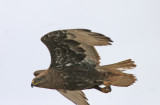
(0, 0, 160, 105)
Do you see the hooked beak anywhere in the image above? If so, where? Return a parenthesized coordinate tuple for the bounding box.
(31, 81, 35, 88)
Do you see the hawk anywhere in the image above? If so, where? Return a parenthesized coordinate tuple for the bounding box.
(31, 29, 136, 105)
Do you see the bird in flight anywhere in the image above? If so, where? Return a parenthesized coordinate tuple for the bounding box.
(31, 29, 136, 105)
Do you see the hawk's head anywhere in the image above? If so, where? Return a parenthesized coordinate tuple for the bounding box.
(31, 70, 49, 88)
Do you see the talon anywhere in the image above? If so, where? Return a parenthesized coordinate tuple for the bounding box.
(93, 85, 112, 93)
(101, 86, 111, 93)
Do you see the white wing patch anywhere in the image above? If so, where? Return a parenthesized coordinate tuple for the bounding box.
(65, 63, 73, 66)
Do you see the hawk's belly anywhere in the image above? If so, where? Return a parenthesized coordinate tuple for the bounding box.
(57, 70, 105, 90)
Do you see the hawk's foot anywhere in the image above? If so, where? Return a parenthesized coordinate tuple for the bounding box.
(93, 85, 112, 93)
(100, 86, 111, 93)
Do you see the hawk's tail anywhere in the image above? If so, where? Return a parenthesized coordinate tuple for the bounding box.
(97, 59, 137, 87)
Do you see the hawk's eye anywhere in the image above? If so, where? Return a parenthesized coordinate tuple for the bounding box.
(35, 76, 45, 83)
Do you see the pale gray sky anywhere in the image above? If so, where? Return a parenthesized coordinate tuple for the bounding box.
(0, 0, 160, 105)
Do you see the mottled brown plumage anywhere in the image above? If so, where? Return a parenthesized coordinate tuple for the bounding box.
(31, 29, 137, 105)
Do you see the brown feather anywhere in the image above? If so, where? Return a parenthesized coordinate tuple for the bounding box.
(66, 29, 113, 46)
(58, 90, 89, 105)
(97, 59, 137, 87)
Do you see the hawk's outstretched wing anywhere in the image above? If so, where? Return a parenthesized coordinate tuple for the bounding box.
(41, 29, 112, 70)
(57, 90, 89, 105)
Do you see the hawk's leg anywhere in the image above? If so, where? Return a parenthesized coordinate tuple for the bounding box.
(103, 81, 111, 87)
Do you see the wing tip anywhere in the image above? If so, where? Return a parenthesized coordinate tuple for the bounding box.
(89, 32, 113, 46)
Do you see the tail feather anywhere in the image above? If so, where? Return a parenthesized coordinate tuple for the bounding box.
(97, 59, 137, 87)
(108, 73, 136, 87)
(101, 59, 136, 71)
